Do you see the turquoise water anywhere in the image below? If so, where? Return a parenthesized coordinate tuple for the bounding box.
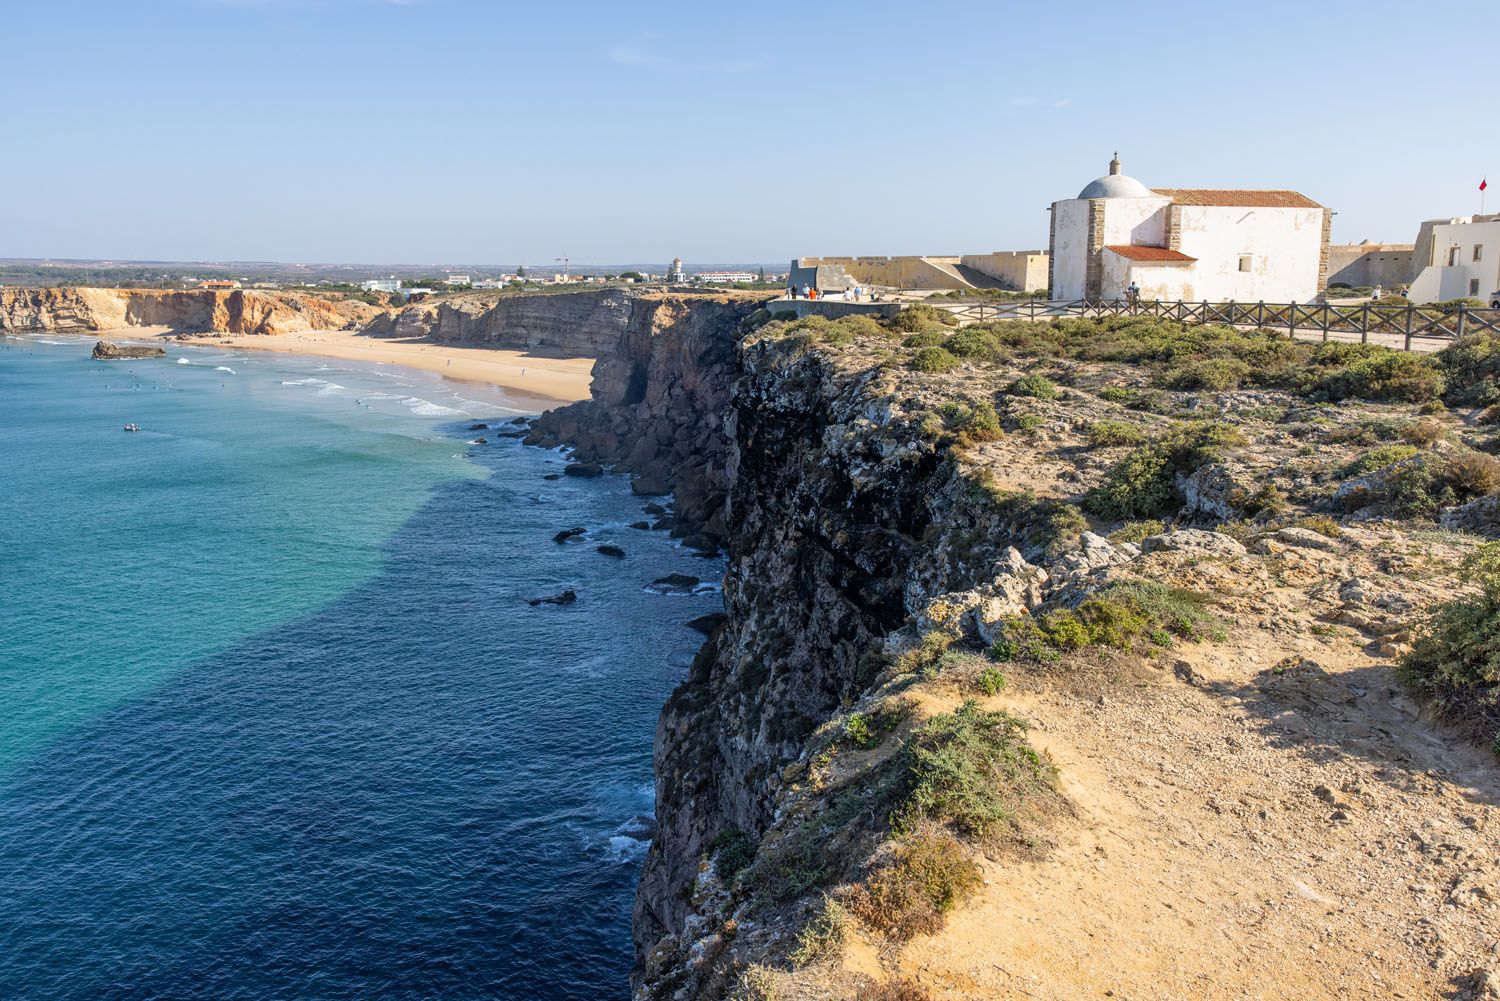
(0, 335, 717, 999)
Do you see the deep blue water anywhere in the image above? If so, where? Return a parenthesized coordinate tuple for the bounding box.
(0, 335, 718, 999)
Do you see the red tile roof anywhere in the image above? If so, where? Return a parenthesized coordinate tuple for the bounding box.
(1104, 245, 1197, 263)
(1153, 188, 1324, 209)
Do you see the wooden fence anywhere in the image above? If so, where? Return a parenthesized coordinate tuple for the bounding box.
(928, 298, 1500, 352)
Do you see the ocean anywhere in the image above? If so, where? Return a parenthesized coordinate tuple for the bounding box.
(0, 335, 719, 1000)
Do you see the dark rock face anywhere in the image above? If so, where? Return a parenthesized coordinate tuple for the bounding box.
(564, 462, 604, 478)
(91, 339, 165, 360)
(527, 292, 774, 549)
(596, 544, 627, 559)
(553, 527, 586, 543)
(685, 612, 727, 635)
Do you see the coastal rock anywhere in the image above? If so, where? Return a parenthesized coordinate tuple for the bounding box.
(564, 462, 604, 477)
(646, 573, 700, 595)
(629, 521, 651, 530)
(1140, 529, 1248, 559)
(597, 544, 627, 558)
(91, 340, 165, 360)
(686, 612, 727, 635)
(527, 589, 577, 606)
(468, 423, 489, 431)
(553, 526, 586, 543)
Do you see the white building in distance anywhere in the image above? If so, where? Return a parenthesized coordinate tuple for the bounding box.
(1048, 155, 1330, 303)
(1407, 215, 1500, 303)
(694, 271, 758, 283)
(361, 278, 401, 293)
(444, 274, 471, 286)
(668, 257, 685, 283)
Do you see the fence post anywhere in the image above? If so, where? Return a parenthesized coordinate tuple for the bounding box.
(1457, 305, 1467, 339)
(1288, 301, 1297, 340)
(1361, 303, 1369, 344)
(1404, 304, 1414, 351)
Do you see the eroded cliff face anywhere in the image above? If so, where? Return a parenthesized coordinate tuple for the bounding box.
(0, 287, 377, 335)
(361, 287, 639, 357)
(526, 292, 775, 546)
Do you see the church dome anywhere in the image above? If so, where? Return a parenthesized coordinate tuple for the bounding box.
(1078, 173, 1153, 199)
(1077, 153, 1153, 199)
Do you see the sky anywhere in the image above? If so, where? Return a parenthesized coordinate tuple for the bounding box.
(3, 0, 1496, 266)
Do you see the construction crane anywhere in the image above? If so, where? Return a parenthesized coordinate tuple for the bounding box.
(555, 257, 569, 281)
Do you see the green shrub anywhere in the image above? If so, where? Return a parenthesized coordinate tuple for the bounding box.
(911, 347, 960, 373)
(846, 826, 981, 941)
(1294, 515, 1343, 538)
(902, 330, 948, 349)
(1400, 542, 1500, 751)
(1440, 332, 1500, 406)
(935, 400, 1003, 444)
(1010, 373, 1060, 399)
(990, 582, 1219, 663)
(1086, 419, 1146, 448)
(1161, 357, 1251, 391)
(896, 700, 1055, 838)
(975, 667, 1007, 695)
(1085, 420, 1243, 520)
(945, 328, 1007, 362)
(710, 827, 757, 882)
(1346, 450, 1500, 518)
(1341, 444, 1420, 477)
(897, 632, 954, 676)
(1098, 386, 1135, 404)
(1309, 348, 1445, 403)
(1108, 519, 1164, 544)
(1013, 414, 1044, 432)
(891, 303, 956, 332)
(790, 896, 849, 965)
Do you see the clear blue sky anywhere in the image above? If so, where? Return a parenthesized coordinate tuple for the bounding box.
(4, 0, 1495, 266)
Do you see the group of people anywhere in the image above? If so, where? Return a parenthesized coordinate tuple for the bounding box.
(785, 285, 865, 302)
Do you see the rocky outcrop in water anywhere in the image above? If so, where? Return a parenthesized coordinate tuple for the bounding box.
(0, 287, 378, 336)
(91, 339, 165, 359)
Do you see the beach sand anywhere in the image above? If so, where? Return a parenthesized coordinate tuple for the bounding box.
(154, 328, 596, 407)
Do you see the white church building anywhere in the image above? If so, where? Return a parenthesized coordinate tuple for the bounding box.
(1048, 155, 1330, 303)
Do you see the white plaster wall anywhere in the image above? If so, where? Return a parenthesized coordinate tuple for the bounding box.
(1100, 197, 1170, 247)
(1049, 199, 1091, 299)
(1101, 254, 1196, 301)
(1408, 220, 1500, 302)
(1172, 205, 1324, 302)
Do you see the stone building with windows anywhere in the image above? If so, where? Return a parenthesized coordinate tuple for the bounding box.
(1406, 216, 1500, 303)
(1048, 155, 1330, 303)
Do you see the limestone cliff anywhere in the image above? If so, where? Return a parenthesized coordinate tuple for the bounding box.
(0, 287, 379, 335)
(537, 307, 1500, 1000)
(363, 287, 655, 358)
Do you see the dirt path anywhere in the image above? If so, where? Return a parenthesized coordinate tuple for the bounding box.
(893, 544, 1500, 1000)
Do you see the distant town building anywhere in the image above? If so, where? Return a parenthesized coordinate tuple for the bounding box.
(1406, 216, 1500, 303)
(445, 274, 471, 286)
(361, 278, 402, 293)
(197, 279, 242, 290)
(668, 257, 685, 283)
(1048, 154, 1329, 303)
(693, 271, 759, 284)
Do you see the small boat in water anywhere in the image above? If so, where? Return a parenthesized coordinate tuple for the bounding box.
(123, 424, 141, 433)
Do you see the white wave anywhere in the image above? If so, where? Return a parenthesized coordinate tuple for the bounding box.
(176, 357, 192, 365)
(280, 377, 324, 386)
(403, 396, 465, 417)
(214, 366, 235, 374)
(35, 338, 70, 345)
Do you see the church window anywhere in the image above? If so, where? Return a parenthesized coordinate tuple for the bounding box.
(1237, 255, 1252, 273)
(1475, 245, 1484, 262)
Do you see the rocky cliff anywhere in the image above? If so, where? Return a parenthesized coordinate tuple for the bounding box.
(361, 287, 641, 356)
(0, 287, 379, 335)
(538, 307, 1500, 1000)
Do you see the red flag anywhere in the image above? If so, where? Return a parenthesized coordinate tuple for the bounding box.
(1483, 178, 1490, 192)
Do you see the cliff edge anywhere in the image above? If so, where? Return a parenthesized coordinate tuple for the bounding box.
(540, 304, 1500, 1000)
(0, 287, 381, 335)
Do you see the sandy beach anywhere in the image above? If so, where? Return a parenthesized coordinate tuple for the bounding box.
(155, 327, 595, 407)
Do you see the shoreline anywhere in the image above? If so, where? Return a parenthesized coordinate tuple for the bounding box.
(68, 326, 596, 410)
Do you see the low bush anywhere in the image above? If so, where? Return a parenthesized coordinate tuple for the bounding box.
(846, 825, 981, 940)
(945, 327, 1007, 362)
(895, 700, 1055, 838)
(902, 330, 948, 349)
(990, 581, 1220, 663)
(935, 400, 1002, 445)
(1010, 373, 1060, 400)
(790, 896, 849, 965)
(1345, 450, 1500, 519)
(1161, 357, 1251, 391)
(1440, 332, 1500, 406)
(1085, 419, 1146, 448)
(911, 346, 960, 373)
(1400, 542, 1500, 753)
(1341, 444, 1420, 477)
(1084, 420, 1243, 520)
(1309, 347, 1445, 403)
(1108, 519, 1164, 544)
(710, 827, 757, 883)
(891, 303, 956, 332)
(975, 666, 1007, 696)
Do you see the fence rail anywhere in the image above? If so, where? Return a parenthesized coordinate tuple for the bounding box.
(929, 298, 1500, 352)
